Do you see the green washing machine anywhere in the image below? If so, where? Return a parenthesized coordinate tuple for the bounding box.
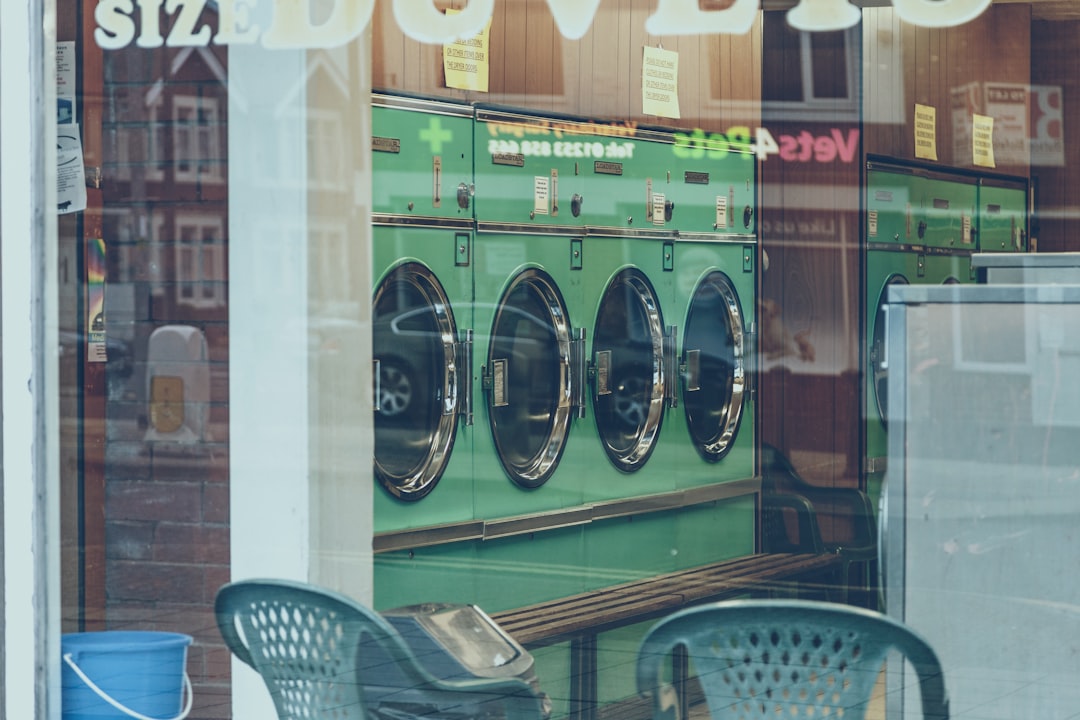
(469, 108, 591, 522)
(577, 131, 685, 598)
(580, 129, 680, 506)
(371, 95, 477, 538)
(667, 142, 757, 492)
(976, 174, 1029, 255)
(864, 160, 977, 505)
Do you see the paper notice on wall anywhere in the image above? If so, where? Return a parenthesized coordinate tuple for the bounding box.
(973, 113, 996, 168)
(442, 8, 491, 92)
(642, 46, 680, 119)
(57, 124, 87, 214)
(914, 104, 938, 161)
(56, 41, 76, 124)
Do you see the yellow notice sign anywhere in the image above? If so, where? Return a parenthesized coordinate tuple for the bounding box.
(973, 113, 996, 168)
(642, 46, 680, 119)
(914, 104, 938, 161)
(443, 9, 491, 92)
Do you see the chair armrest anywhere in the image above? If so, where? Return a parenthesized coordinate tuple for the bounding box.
(762, 492, 827, 554)
(796, 486, 877, 554)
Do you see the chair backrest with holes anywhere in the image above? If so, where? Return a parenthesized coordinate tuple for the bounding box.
(215, 579, 431, 720)
(636, 599, 949, 720)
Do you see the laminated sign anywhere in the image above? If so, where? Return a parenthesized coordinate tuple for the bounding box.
(443, 8, 491, 92)
(642, 46, 680, 119)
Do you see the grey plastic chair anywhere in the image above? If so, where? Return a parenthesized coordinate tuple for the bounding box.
(636, 599, 948, 720)
(761, 443, 877, 606)
(215, 579, 545, 720)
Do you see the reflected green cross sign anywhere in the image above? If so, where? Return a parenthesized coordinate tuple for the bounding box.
(420, 117, 454, 154)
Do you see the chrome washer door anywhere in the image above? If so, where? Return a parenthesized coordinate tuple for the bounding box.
(373, 262, 460, 501)
(592, 268, 666, 473)
(682, 271, 745, 462)
(871, 273, 909, 428)
(487, 269, 574, 488)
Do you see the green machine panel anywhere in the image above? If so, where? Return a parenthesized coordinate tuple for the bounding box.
(912, 173, 978, 251)
(372, 94, 475, 219)
(473, 107, 590, 227)
(668, 141, 756, 236)
(978, 177, 1029, 253)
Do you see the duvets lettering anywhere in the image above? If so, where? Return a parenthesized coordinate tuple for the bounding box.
(94, 0, 985, 50)
(675, 127, 859, 164)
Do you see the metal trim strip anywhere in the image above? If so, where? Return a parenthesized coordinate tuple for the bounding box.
(476, 221, 585, 236)
(866, 242, 973, 257)
(372, 213, 475, 230)
(372, 93, 474, 118)
(677, 232, 758, 245)
(483, 507, 593, 540)
(372, 479, 761, 552)
(583, 226, 675, 240)
(372, 521, 485, 554)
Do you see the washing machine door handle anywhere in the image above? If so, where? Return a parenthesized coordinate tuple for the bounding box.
(570, 328, 588, 419)
(455, 329, 474, 426)
(664, 325, 679, 409)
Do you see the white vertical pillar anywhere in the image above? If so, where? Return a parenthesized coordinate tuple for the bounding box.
(227, 13, 373, 720)
(2, 0, 60, 718)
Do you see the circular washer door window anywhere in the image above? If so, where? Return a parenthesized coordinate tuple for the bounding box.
(487, 269, 574, 488)
(372, 262, 459, 501)
(591, 268, 667, 473)
(682, 271, 746, 462)
(871, 274, 909, 429)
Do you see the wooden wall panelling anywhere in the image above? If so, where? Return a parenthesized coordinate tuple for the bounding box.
(502, 0, 529, 101)
(371, 0, 404, 91)
(419, 2, 451, 98)
(673, 34, 697, 127)
(487, 0, 507, 96)
(612, 0, 634, 119)
(558, 5, 582, 114)
(401, 0, 424, 91)
(629, 0, 653, 122)
(943, 13, 963, 167)
(987, 4, 1032, 176)
(867, 9, 907, 156)
(745, 19, 764, 130)
(574, 7, 597, 117)
(1031, 20, 1080, 252)
(588, 0, 621, 119)
(523, 0, 555, 111)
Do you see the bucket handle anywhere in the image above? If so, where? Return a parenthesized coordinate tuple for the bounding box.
(63, 653, 193, 720)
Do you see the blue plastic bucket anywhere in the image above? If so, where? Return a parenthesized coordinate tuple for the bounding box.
(62, 631, 193, 720)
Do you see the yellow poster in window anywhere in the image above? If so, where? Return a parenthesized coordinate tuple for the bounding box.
(973, 113, 996, 168)
(642, 46, 680, 119)
(914, 104, 937, 161)
(443, 9, 491, 92)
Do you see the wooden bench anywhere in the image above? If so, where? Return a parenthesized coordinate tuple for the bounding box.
(491, 552, 843, 720)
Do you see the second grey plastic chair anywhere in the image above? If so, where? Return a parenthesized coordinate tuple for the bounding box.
(636, 599, 948, 720)
(215, 578, 546, 720)
(761, 443, 877, 605)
